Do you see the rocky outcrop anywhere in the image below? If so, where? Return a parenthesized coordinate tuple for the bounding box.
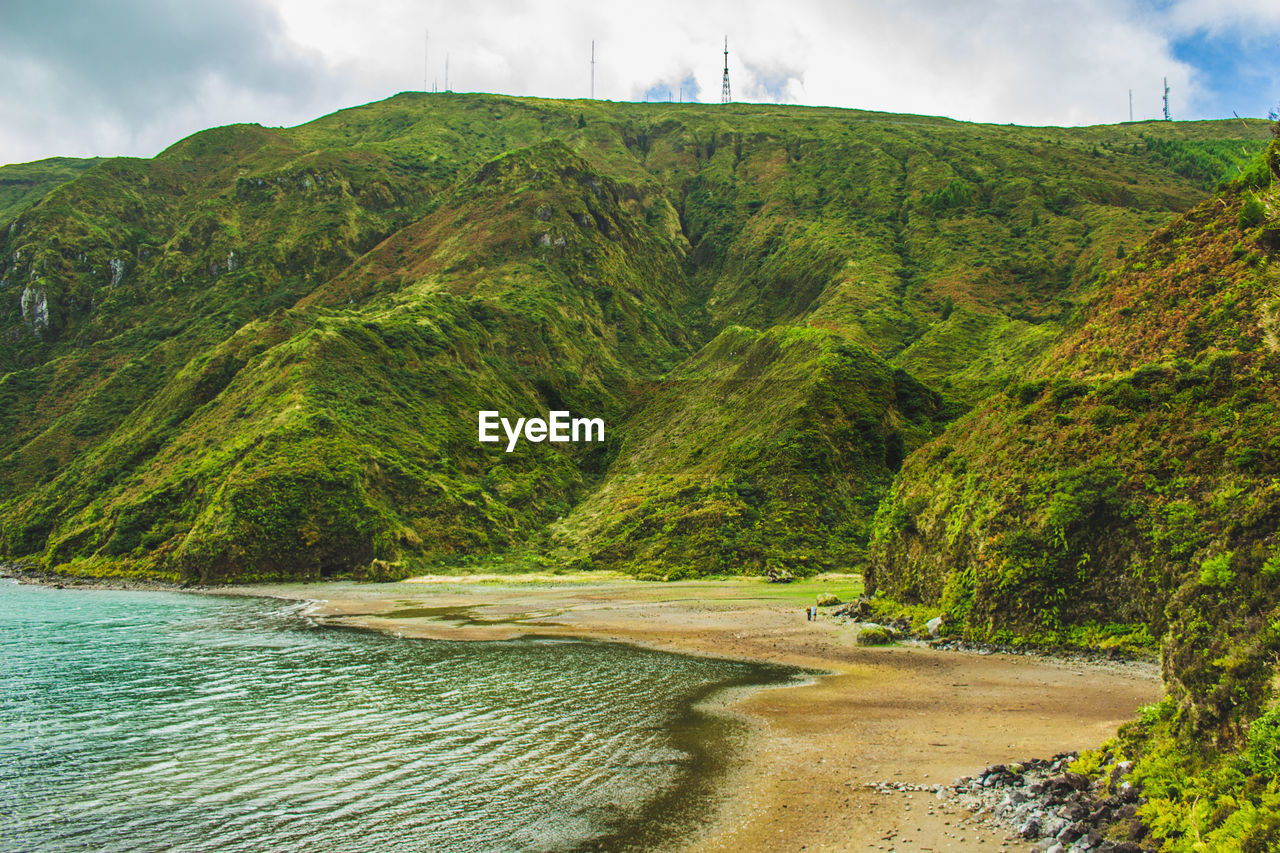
(952, 756, 1149, 852)
(19, 282, 49, 338)
(866, 754, 1151, 852)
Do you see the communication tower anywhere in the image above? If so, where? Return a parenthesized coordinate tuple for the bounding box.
(1163, 77, 1170, 121)
(721, 37, 731, 104)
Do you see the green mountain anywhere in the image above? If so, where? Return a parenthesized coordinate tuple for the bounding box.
(0, 93, 1267, 585)
(869, 141, 1280, 849)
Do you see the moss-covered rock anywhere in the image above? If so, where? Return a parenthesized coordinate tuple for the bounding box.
(855, 625, 894, 645)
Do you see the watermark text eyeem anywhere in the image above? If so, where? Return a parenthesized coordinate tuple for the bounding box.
(478, 411, 605, 452)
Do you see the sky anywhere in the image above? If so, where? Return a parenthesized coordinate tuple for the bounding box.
(2, 0, 1278, 166)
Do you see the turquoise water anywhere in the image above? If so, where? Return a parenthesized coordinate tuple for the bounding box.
(0, 581, 794, 852)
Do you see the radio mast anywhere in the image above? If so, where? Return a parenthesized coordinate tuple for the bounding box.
(721, 36, 731, 104)
(591, 40, 596, 99)
(1163, 77, 1170, 120)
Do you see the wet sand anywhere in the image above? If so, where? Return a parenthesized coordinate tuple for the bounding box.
(229, 576, 1161, 852)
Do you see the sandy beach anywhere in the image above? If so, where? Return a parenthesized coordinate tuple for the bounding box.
(229, 576, 1162, 852)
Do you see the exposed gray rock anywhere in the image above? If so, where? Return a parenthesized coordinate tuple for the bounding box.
(869, 753, 1148, 850)
(19, 283, 49, 337)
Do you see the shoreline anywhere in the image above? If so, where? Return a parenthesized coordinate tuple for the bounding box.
(226, 577, 1162, 852)
(6, 569, 1162, 851)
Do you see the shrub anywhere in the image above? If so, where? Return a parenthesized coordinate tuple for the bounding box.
(1199, 552, 1235, 588)
(1239, 196, 1266, 229)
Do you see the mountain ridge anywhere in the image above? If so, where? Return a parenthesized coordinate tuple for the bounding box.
(0, 92, 1268, 583)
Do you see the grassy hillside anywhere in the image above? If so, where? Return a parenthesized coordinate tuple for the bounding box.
(0, 157, 102, 227)
(1, 141, 697, 581)
(555, 324, 961, 577)
(869, 140, 1280, 850)
(0, 93, 1268, 583)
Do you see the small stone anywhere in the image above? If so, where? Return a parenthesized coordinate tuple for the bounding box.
(1062, 802, 1088, 822)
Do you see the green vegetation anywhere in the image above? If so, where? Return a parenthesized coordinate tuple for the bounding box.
(1, 94, 1264, 586)
(1071, 698, 1280, 852)
(555, 324, 959, 577)
(871, 138, 1280, 849)
(0, 157, 102, 226)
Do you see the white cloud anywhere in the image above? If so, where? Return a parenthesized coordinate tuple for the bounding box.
(0, 0, 1250, 166)
(1163, 0, 1280, 36)
(264, 0, 1196, 123)
(0, 0, 339, 165)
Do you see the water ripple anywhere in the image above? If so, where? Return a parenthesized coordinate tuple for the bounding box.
(0, 583, 793, 852)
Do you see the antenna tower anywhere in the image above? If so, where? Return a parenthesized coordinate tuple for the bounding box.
(445, 53, 450, 92)
(424, 29, 429, 92)
(1128, 89, 1132, 122)
(1163, 77, 1170, 120)
(591, 40, 596, 99)
(721, 36, 731, 104)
